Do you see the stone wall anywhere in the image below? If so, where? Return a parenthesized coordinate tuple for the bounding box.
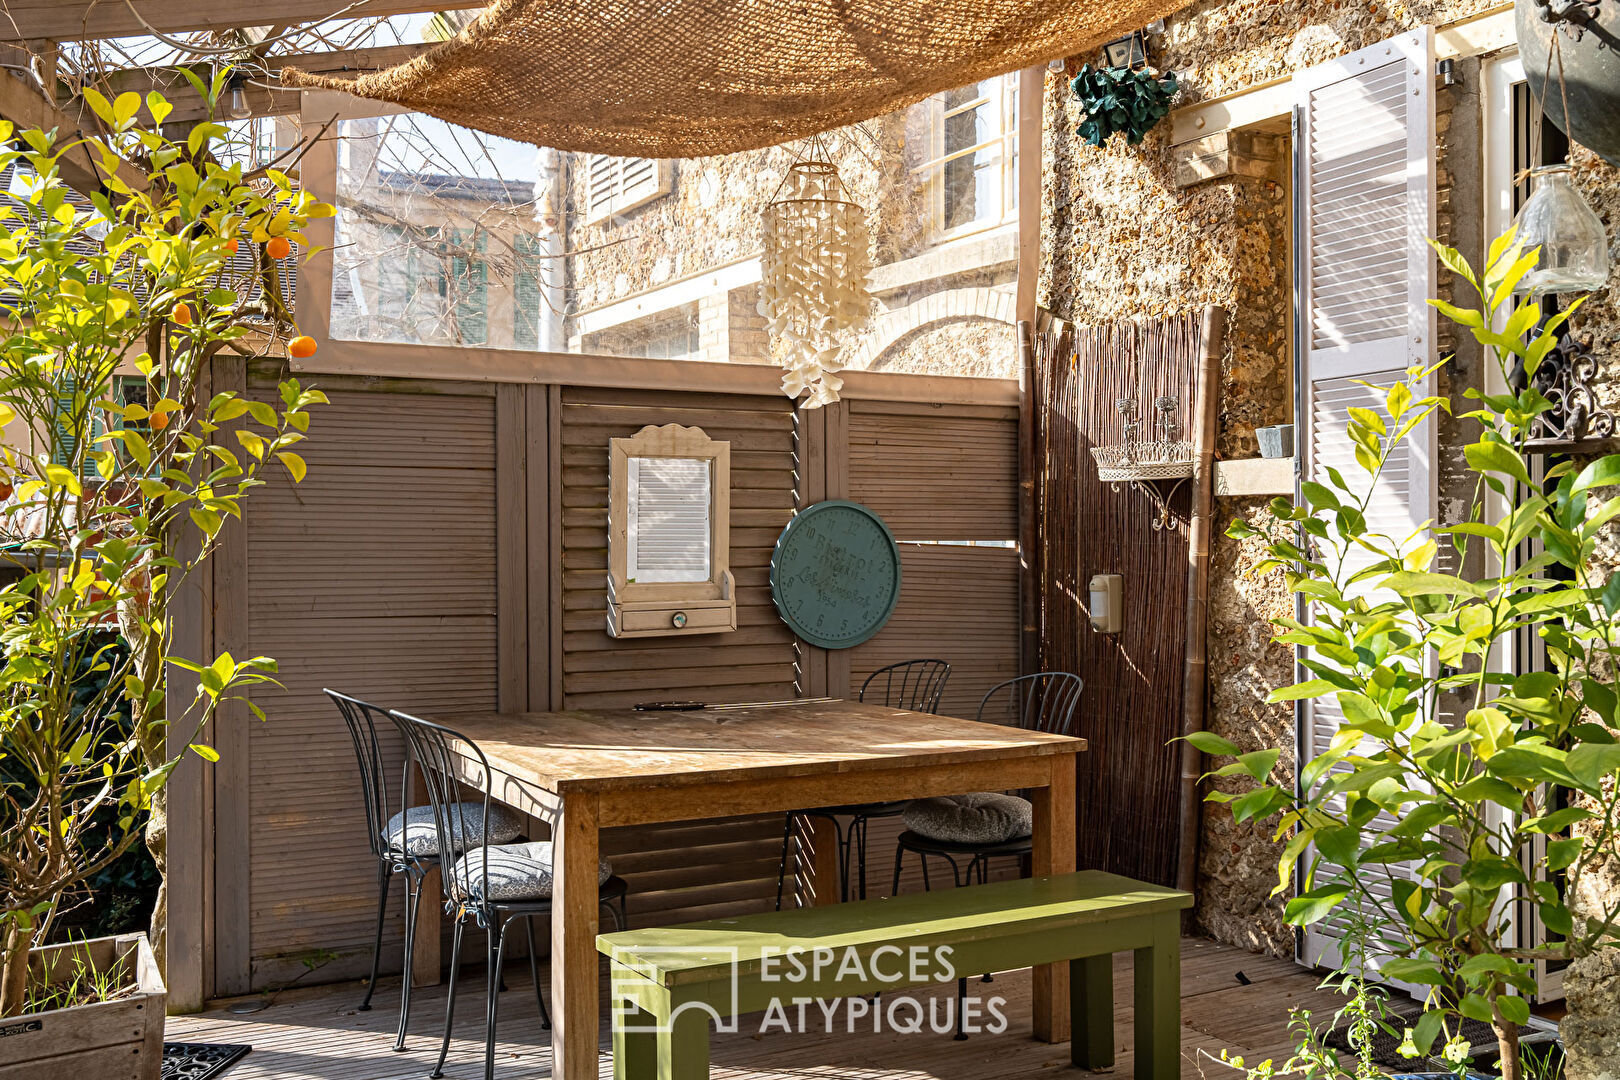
(1038, 0, 1620, 980)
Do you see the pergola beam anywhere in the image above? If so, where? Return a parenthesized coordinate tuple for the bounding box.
(0, 70, 148, 195)
(0, 0, 478, 44)
(85, 43, 430, 124)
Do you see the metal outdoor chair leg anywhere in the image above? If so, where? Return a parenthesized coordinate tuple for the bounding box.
(359, 861, 390, 1012)
(486, 918, 514, 1080)
(431, 916, 467, 1079)
(526, 914, 552, 1029)
(394, 871, 425, 1051)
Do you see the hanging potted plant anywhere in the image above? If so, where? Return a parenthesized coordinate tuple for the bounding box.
(1070, 64, 1180, 147)
(0, 77, 328, 1076)
(1195, 228, 1614, 1080)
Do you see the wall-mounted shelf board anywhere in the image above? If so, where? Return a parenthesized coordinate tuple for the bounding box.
(1213, 456, 1295, 497)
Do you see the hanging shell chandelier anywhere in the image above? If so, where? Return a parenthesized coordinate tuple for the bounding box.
(759, 159, 871, 408)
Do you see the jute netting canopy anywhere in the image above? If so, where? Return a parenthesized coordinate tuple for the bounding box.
(283, 0, 1190, 157)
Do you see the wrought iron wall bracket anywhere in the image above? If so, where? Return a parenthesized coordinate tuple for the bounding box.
(1105, 474, 1190, 530)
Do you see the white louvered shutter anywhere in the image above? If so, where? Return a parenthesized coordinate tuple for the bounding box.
(1294, 27, 1437, 978)
(585, 155, 673, 223)
(626, 457, 712, 584)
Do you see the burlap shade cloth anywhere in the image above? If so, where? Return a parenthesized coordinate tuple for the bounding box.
(283, 0, 1188, 157)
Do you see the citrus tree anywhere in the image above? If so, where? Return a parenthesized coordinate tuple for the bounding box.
(1199, 230, 1620, 1080)
(0, 84, 329, 1013)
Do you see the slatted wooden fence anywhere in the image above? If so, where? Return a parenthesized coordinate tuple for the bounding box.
(204, 365, 1021, 996)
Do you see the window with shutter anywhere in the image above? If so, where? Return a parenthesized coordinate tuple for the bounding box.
(450, 227, 489, 345)
(513, 233, 543, 351)
(1293, 26, 1436, 978)
(584, 154, 674, 224)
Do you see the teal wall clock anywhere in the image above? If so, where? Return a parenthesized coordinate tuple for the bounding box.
(770, 500, 902, 649)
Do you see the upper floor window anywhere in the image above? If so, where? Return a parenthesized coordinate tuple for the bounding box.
(585, 155, 674, 224)
(918, 75, 1018, 241)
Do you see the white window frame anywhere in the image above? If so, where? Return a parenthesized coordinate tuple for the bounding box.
(584, 154, 675, 225)
(917, 74, 1019, 244)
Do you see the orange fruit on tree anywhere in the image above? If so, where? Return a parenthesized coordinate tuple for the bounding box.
(171, 302, 193, 326)
(149, 411, 171, 431)
(225, 238, 240, 255)
(266, 236, 292, 260)
(287, 335, 317, 359)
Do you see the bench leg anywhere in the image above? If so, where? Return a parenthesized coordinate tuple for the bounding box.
(1069, 954, 1114, 1069)
(1133, 916, 1181, 1080)
(656, 1006, 711, 1080)
(612, 1002, 659, 1080)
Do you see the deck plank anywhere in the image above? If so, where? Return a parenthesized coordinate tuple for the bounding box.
(167, 937, 1333, 1080)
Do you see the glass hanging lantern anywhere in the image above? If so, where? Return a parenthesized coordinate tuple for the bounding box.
(1513, 164, 1611, 296)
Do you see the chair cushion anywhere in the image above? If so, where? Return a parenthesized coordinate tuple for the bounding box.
(383, 802, 523, 858)
(902, 793, 1032, 845)
(450, 841, 614, 903)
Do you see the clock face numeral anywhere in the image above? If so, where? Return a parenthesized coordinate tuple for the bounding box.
(770, 501, 901, 650)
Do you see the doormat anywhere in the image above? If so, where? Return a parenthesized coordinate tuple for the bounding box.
(162, 1042, 252, 1080)
(1324, 1010, 1505, 1070)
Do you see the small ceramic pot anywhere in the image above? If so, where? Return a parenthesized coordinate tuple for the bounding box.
(1257, 424, 1294, 459)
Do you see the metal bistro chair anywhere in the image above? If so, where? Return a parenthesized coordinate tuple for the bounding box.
(327, 689, 523, 1051)
(774, 659, 951, 908)
(889, 671, 1082, 1038)
(385, 708, 629, 1080)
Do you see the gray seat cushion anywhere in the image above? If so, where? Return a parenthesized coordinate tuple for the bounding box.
(902, 793, 1032, 845)
(383, 802, 523, 858)
(450, 841, 614, 903)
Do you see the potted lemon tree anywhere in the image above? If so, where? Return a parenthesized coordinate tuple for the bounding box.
(1200, 230, 1616, 1080)
(0, 82, 328, 1076)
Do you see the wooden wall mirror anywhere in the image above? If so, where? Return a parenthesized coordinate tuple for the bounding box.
(607, 424, 735, 638)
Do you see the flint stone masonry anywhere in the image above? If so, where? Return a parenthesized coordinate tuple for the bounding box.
(1041, 7, 1620, 1062)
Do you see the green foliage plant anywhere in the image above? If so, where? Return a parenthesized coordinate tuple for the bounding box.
(1199, 229, 1620, 1080)
(1069, 64, 1180, 147)
(0, 78, 331, 1015)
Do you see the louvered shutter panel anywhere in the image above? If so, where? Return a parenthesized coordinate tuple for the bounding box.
(1294, 27, 1437, 978)
(450, 228, 488, 345)
(626, 457, 712, 584)
(52, 376, 79, 471)
(585, 154, 672, 221)
(513, 234, 542, 350)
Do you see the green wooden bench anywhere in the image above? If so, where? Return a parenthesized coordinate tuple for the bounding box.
(598, 869, 1193, 1080)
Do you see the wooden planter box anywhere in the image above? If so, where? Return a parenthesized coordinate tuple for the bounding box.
(0, 933, 165, 1080)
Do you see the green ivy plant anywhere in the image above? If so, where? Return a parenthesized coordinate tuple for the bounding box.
(1197, 229, 1620, 1080)
(1070, 64, 1179, 147)
(0, 79, 329, 1015)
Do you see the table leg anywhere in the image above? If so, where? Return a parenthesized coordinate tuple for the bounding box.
(552, 792, 602, 1080)
(406, 763, 442, 988)
(411, 866, 443, 988)
(1030, 754, 1076, 1042)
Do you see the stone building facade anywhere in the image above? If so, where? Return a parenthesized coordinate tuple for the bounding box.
(561, 82, 1023, 378)
(1035, 0, 1620, 1066)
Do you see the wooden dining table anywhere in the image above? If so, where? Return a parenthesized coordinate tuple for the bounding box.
(418, 699, 1086, 1080)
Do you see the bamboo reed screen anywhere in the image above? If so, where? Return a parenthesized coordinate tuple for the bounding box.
(1033, 311, 1211, 888)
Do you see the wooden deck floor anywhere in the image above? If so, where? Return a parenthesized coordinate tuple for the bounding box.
(168, 937, 1337, 1080)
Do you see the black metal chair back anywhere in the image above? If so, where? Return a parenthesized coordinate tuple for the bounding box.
(384, 708, 502, 922)
(975, 672, 1083, 736)
(325, 689, 406, 861)
(859, 659, 952, 714)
